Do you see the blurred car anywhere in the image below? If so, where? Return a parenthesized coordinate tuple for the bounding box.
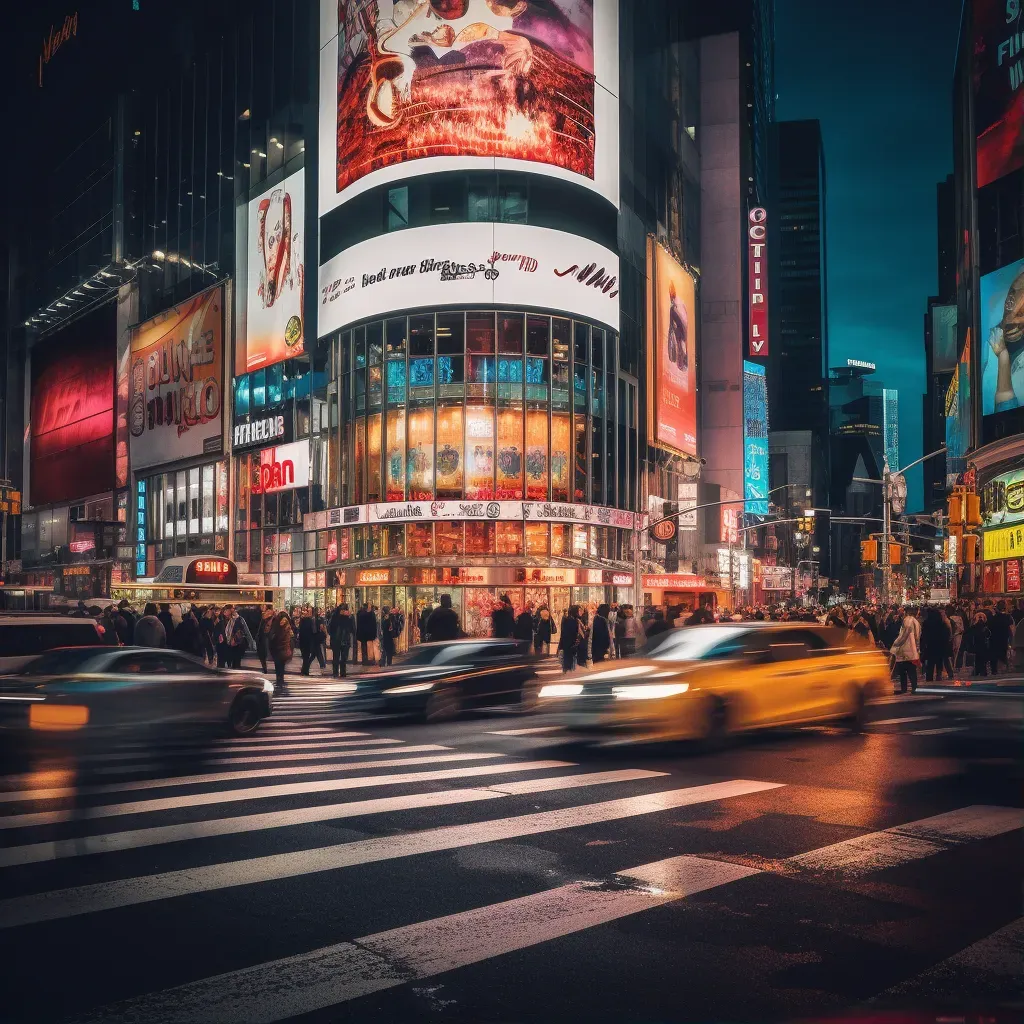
(0, 615, 107, 674)
(536, 623, 890, 743)
(351, 639, 539, 721)
(0, 647, 273, 739)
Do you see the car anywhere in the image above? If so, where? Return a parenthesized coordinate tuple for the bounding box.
(351, 639, 539, 722)
(535, 623, 891, 743)
(0, 615, 107, 674)
(0, 647, 274, 740)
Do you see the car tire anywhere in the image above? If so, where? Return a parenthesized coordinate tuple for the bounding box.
(699, 698, 731, 751)
(424, 687, 461, 723)
(842, 686, 867, 733)
(228, 693, 264, 736)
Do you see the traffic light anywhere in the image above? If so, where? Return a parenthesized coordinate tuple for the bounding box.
(889, 543, 902, 565)
(861, 539, 878, 563)
(963, 534, 979, 564)
(948, 491, 963, 525)
(965, 493, 982, 527)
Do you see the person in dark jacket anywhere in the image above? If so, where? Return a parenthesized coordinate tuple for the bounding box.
(426, 593, 460, 641)
(356, 603, 378, 664)
(419, 604, 433, 643)
(921, 607, 952, 682)
(534, 606, 553, 655)
(591, 604, 612, 662)
(558, 606, 581, 673)
(298, 608, 317, 676)
(255, 607, 274, 674)
(989, 600, 1014, 674)
(645, 608, 673, 640)
(968, 612, 992, 677)
(379, 605, 399, 667)
(117, 601, 137, 644)
(492, 594, 515, 638)
(157, 604, 176, 644)
(102, 605, 130, 646)
(328, 603, 355, 677)
(172, 607, 205, 660)
(268, 612, 294, 690)
(513, 604, 535, 647)
(134, 603, 167, 648)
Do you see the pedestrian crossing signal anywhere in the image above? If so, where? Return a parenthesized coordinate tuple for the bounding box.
(860, 540, 878, 563)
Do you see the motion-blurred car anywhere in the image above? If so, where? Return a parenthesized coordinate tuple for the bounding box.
(536, 623, 890, 743)
(0, 647, 273, 739)
(351, 639, 539, 721)
(0, 615, 107, 674)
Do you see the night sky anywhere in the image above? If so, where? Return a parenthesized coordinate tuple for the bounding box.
(775, 0, 964, 509)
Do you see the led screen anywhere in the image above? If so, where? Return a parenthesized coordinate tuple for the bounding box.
(980, 257, 1024, 417)
(319, 0, 619, 214)
(974, 0, 1024, 188)
(742, 360, 769, 516)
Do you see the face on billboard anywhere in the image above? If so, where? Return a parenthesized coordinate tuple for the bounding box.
(247, 169, 305, 371)
(129, 286, 224, 470)
(980, 257, 1024, 417)
(651, 241, 696, 457)
(974, 0, 1024, 188)
(319, 0, 619, 214)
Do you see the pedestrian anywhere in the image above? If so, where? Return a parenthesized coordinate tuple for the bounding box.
(851, 610, 874, 645)
(117, 600, 137, 644)
(268, 611, 294, 691)
(380, 605, 397, 667)
(426, 593, 460, 641)
(157, 604, 176, 644)
(224, 605, 249, 668)
(989, 600, 1014, 674)
(890, 606, 921, 694)
(256, 606, 274, 674)
(514, 602, 535, 649)
(534, 605, 553, 656)
(558, 605, 581, 673)
(134, 603, 166, 648)
(356, 602, 378, 665)
(921, 607, 952, 683)
(576, 606, 591, 668)
(967, 612, 992, 677)
(591, 603, 612, 662)
(419, 603, 433, 644)
(492, 594, 515, 638)
(948, 605, 965, 671)
(298, 607, 316, 676)
(645, 607, 672, 639)
(619, 604, 644, 657)
(102, 605, 129, 645)
(614, 606, 627, 658)
(328, 602, 355, 677)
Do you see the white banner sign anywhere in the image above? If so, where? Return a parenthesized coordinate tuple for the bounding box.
(760, 566, 793, 591)
(318, 223, 619, 337)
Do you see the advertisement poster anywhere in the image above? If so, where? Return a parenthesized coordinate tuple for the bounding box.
(320, 0, 618, 212)
(526, 408, 549, 500)
(407, 408, 434, 499)
(981, 465, 1024, 527)
(435, 406, 465, 495)
(650, 240, 697, 457)
(466, 405, 496, 499)
(497, 408, 525, 499)
(551, 411, 571, 501)
(980, 257, 1024, 416)
(742, 360, 769, 516)
(246, 169, 305, 371)
(386, 408, 406, 500)
(974, 0, 1024, 188)
(129, 286, 224, 471)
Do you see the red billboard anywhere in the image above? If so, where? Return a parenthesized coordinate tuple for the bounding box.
(974, 0, 1024, 188)
(30, 307, 116, 507)
(748, 207, 768, 356)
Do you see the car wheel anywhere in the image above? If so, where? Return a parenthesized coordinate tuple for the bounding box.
(842, 685, 867, 733)
(698, 698, 731, 751)
(228, 693, 264, 736)
(424, 687, 461, 723)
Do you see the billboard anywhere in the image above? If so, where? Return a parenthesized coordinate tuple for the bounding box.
(974, 0, 1024, 188)
(319, 0, 619, 215)
(246, 169, 305, 371)
(648, 239, 697, 457)
(931, 304, 957, 373)
(251, 440, 310, 494)
(980, 257, 1024, 416)
(981, 464, 1024, 527)
(319, 222, 619, 335)
(129, 285, 224, 471)
(747, 207, 768, 356)
(30, 306, 116, 507)
(742, 360, 769, 515)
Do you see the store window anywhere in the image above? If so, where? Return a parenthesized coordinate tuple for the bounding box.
(466, 521, 495, 555)
(497, 522, 524, 555)
(408, 523, 433, 557)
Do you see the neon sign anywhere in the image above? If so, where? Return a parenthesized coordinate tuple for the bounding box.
(39, 12, 78, 87)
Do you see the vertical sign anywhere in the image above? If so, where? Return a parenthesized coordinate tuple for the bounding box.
(742, 360, 769, 515)
(748, 207, 768, 356)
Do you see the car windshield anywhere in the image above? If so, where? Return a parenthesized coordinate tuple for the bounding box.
(19, 648, 109, 675)
(641, 626, 750, 661)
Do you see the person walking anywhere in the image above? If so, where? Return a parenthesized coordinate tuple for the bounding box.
(380, 605, 398, 667)
(591, 603, 612, 662)
(298, 608, 316, 676)
(948, 604, 965, 671)
(575, 606, 591, 669)
(328, 603, 355, 677)
(492, 594, 515, 638)
(645, 608, 672, 640)
(619, 605, 644, 658)
(534, 606, 553, 656)
(157, 604, 176, 644)
(967, 612, 992, 677)
(890, 606, 922, 694)
(268, 611, 294, 691)
(312, 607, 328, 674)
(134, 603, 166, 648)
(224, 605, 250, 669)
(514, 602, 535, 650)
(558, 605, 581, 673)
(356, 603, 378, 665)
(426, 593, 460, 641)
(256, 607, 274, 674)
(989, 600, 1014, 674)
(117, 601, 137, 644)
(921, 607, 952, 683)
(172, 606, 205, 660)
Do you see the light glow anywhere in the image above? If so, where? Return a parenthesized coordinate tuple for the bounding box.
(613, 683, 690, 700)
(382, 682, 436, 695)
(538, 683, 584, 698)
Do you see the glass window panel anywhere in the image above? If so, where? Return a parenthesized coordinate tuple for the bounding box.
(436, 312, 464, 355)
(435, 406, 464, 498)
(526, 315, 549, 356)
(385, 523, 405, 557)
(409, 358, 434, 388)
(386, 317, 407, 357)
(551, 412, 571, 502)
(342, 331, 352, 374)
(498, 314, 524, 355)
(468, 183, 496, 221)
(410, 314, 434, 356)
(552, 318, 570, 409)
(408, 523, 433, 557)
(551, 524, 570, 557)
(574, 415, 588, 502)
(176, 471, 188, 537)
(367, 321, 383, 364)
(387, 186, 409, 230)
(201, 464, 214, 534)
(437, 356, 464, 394)
(525, 522, 548, 556)
(525, 408, 549, 501)
(466, 406, 495, 499)
(467, 312, 495, 353)
(386, 409, 406, 500)
(407, 408, 435, 499)
(592, 328, 605, 369)
(497, 407, 524, 499)
(355, 326, 367, 367)
(252, 369, 266, 410)
(497, 357, 524, 382)
(386, 359, 407, 404)
(267, 363, 284, 405)
(496, 522, 524, 555)
(468, 355, 495, 383)
(367, 413, 383, 502)
(499, 181, 528, 223)
(355, 416, 366, 505)
(435, 523, 463, 557)
(234, 375, 250, 417)
(466, 521, 495, 555)
(368, 363, 383, 406)
(165, 476, 176, 539)
(526, 357, 548, 402)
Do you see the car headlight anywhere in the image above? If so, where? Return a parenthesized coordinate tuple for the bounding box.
(262, 680, 275, 695)
(382, 682, 435, 695)
(538, 683, 584, 698)
(613, 683, 689, 700)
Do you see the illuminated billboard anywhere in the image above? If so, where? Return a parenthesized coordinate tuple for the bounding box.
(252, 440, 310, 494)
(319, 0, 619, 215)
(30, 306, 116, 507)
(742, 360, 769, 515)
(319, 222, 619, 335)
(647, 239, 697, 457)
(931, 304, 957, 374)
(747, 207, 768, 356)
(974, 0, 1024, 188)
(980, 257, 1024, 417)
(246, 169, 305, 371)
(129, 285, 224, 470)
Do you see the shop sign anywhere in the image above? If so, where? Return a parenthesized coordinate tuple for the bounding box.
(1006, 559, 1021, 593)
(186, 558, 237, 584)
(69, 540, 95, 554)
(651, 518, 677, 542)
(355, 500, 639, 529)
(980, 466, 1024, 527)
(983, 523, 1024, 561)
(641, 574, 706, 590)
(233, 414, 291, 450)
(62, 565, 92, 577)
(517, 568, 574, 585)
(678, 482, 698, 530)
(607, 572, 634, 587)
(761, 566, 793, 591)
(253, 440, 309, 494)
(357, 569, 390, 585)
(747, 207, 768, 356)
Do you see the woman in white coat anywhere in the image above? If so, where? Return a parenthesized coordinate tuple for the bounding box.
(891, 606, 922, 694)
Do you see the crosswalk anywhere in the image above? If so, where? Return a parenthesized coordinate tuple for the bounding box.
(0, 694, 1019, 1024)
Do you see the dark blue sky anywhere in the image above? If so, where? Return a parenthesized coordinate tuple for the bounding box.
(775, 0, 964, 508)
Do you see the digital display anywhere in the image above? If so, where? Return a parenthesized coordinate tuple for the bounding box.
(185, 558, 238, 584)
(743, 360, 769, 516)
(974, 0, 1024, 188)
(980, 257, 1024, 417)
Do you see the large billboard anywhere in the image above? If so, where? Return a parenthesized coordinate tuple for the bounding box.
(648, 239, 697, 457)
(246, 169, 305, 371)
(129, 286, 224, 471)
(980, 257, 1024, 416)
(974, 0, 1024, 188)
(30, 306, 116, 507)
(931, 303, 957, 373)
(319, 0, 619, 215)
(319, 222, 619, 335)
(747, 207, 768, 356)
(742, 360, 769, 516)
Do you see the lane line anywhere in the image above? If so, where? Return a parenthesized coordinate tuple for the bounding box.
(0, 779, 782, 928)
(868, 694, 943, 705)
(787, 804, 1022, 876)
(910, 726, 968, 735)
(73, 736, 384, 763)
(486, 727, 564, 736)
(870, 716, 936, 726)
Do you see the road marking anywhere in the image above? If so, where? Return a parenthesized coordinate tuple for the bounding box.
(787, 805, 1022, 876)
(75, 737, 384, 763)
(63, 855, 760, 1023)
(94, 744, 452, 775)
(0, 765, 652, 867)
(910, 726, 968, 735)
(0, 779, 782, 928)
(486, 726, 564, 736)
(870, 716, 936, 726)
(0, 753, 515, 803)
(868, 694, 942, 706)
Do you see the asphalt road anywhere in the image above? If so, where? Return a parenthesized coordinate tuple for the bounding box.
(0, 685, 1020, 1024)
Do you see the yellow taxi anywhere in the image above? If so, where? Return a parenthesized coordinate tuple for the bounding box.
(536, 623, 891, 743)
